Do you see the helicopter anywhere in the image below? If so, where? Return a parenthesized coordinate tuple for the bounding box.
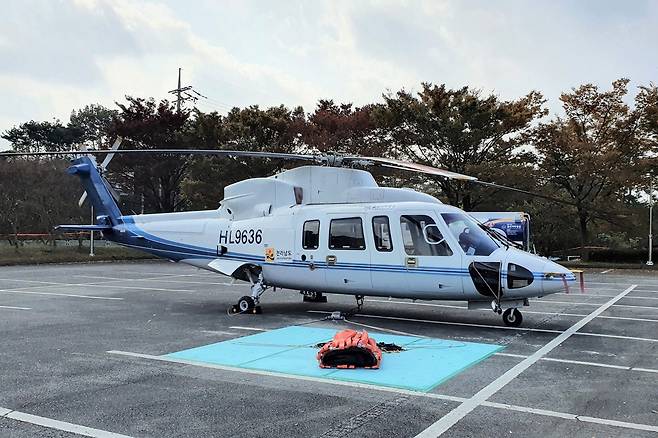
(0, 143, 576, 327)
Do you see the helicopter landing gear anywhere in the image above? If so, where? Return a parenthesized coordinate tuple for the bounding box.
(301, 290, 327, 303)
(231, 270, 267, 314)
(355, 295, 364, 312)
(502, 308, 523, 327)
(236, 296, 258, 313)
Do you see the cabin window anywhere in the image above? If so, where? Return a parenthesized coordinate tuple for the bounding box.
(329, 217, 366, 250)
(302, 220, 320, 250)
(400, 215, 452, 256)
(372, 216, 393, 252)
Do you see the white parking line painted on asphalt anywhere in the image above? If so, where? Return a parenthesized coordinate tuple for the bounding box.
(75, 274, 248, 287)
(365, 299, 658, 323)
(494, 352, 658, 372)
(0, 407, 133, 438)
(480, 401, 658, 434)
(61, 283, 194, 293)
(308, 309, 658, 343)
(116, 270, 217, 278)
(632, 367, 658, 374)
(574, 331, 658, 342)
(307, 310, 561, 334)
(367, 299, 466, 310)
(108, 349, 658, 434)
(229, 326, 267, 331)
(536, 300, 658, 310)
(115, 271, 211, 277)
(200, 330, 238, 336)
(597, 314, 658, 323)
(587, 281, 658, 287)
(600, 269, 614, 274)
(557, 292, 658, 300)
(0, 289, 123, 300)
(413, 284, 638, 437)
(0, 277, 194, 293)
(0, 305, 31, 310)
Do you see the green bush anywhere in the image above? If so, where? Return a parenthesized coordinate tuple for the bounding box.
(588, 248, 655, 263)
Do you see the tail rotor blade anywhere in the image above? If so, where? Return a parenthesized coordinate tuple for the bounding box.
(99, 137, 123, 171)
(77, 143, 89, 207)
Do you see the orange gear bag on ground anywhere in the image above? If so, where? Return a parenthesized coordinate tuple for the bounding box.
(316, 329, 382, 369)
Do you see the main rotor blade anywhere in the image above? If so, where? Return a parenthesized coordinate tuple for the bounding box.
(356, 156, 478, 181)
(472, 180, 580, 207)
(0, 149, 319, 161)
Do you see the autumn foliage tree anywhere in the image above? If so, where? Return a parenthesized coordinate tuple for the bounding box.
(181, 105, 306, 210)
(532, 79, 655, 253)
(302, 100, 385, 156)
(2, 81, 658, 258)
(372, 83, 546, 210)
(109, 97, 191, 213)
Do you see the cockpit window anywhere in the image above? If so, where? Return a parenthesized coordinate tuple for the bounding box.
(400, 215, 453, 256)
(442, 213, 499, 256)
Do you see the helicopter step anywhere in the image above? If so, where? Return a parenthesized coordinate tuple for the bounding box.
(301, 291, 327, 303)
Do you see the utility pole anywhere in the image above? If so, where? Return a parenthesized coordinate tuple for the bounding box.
(89, 205, 95, 257)
(176, 67, 182, 113)
(168, 68, 207, 113)
(648, 180, 654, 266)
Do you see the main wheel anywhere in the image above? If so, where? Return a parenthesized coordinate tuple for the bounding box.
(502, 308, 523, 327)
(237, 296, 255, 312)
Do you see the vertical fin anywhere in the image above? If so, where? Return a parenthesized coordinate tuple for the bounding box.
(67, 156, 122, 224)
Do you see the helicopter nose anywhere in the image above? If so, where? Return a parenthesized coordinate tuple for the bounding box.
(541, 260, 576, 295)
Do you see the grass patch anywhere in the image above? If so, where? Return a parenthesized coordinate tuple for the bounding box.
(0, 244, 156, 266)
(559, 260, 657, 271)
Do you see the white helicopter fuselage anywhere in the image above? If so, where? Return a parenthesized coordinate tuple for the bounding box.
(114, 165, 575, 306)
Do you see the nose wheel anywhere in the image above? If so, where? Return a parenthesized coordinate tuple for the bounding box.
(502, 308, 523, 327)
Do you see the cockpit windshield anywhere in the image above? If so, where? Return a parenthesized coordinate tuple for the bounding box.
(442, 213, 499, 256)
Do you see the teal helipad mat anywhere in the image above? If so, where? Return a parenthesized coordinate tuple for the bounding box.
(165, 326, 503, 392)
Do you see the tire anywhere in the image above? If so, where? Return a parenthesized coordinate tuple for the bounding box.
(502, 308, 523, 327)
(238, 296, 255, 312)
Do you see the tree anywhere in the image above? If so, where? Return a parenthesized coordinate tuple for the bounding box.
(181, 105, 305, 210)
(109, 96, 191, 213)
(69, 104, 118, 150)
(532, 79, 653, 253)
(372, 83, 546, 210)
(0, 159, 85, 237)
(302, 100, 385, 156)
(2, 120, 82, 153)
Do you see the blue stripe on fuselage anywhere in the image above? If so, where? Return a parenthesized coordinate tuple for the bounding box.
(107, 218, 576, 281)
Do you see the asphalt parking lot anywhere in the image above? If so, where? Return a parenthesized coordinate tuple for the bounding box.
(1, 261, 657, 437)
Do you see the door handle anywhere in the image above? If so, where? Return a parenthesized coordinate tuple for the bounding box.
(326, 255, 337, 266)
(406, 257, 417, 268)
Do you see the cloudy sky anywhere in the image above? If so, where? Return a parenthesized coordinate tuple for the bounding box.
(1, 0, 657, 149)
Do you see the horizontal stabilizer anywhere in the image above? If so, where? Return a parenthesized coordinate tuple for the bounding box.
(55, 224, 113, 232)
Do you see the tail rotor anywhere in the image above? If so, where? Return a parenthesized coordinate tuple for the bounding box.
(78, 137, 123, 207)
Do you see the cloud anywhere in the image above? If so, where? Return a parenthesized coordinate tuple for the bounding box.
(1, 0, 657, 150)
